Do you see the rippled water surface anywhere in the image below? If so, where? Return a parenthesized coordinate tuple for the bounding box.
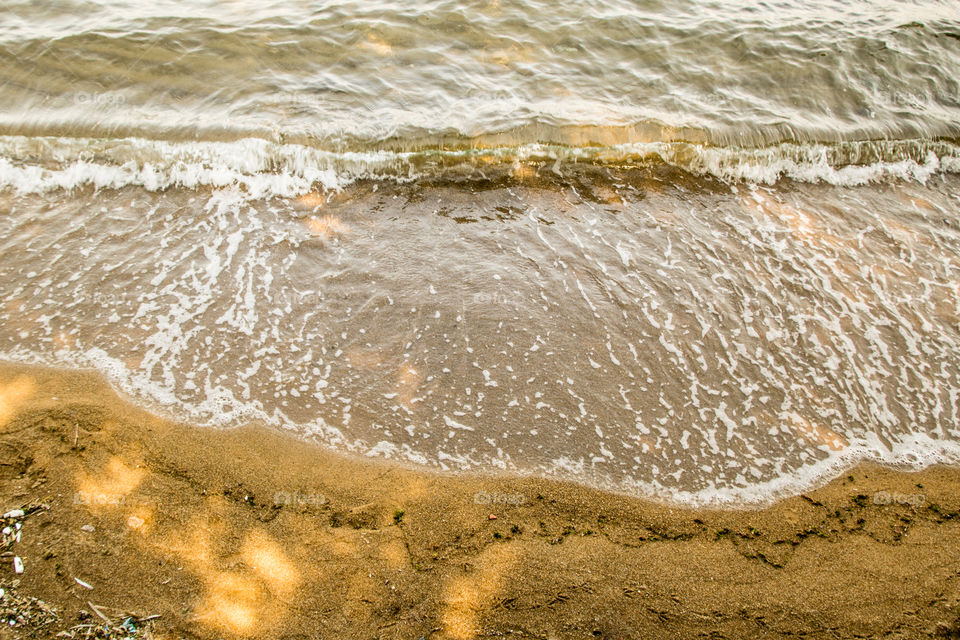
(1, 0, 959, 504)
(2, 0, 960, 148)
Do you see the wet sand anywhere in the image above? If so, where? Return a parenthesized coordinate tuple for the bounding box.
(1, 360, 960, 639)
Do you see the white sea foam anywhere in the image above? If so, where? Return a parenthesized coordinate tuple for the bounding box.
(5, 331, 960, 508)
(548, 433, 960, 508)
(0, 135, 958, 198)
(2, 135, 959, 509)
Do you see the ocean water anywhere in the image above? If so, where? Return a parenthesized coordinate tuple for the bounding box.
(1, 0, 959, 505)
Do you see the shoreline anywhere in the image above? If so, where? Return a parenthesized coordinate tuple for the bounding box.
(2, 360, 960, 638)
(12, 352, 957, 513)
(4, 172, 959, 516)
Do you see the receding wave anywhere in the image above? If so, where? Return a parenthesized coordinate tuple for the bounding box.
(2, 157, 959, 506)
(1, 135, 959, 198)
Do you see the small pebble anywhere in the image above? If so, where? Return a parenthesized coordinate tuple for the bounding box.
(81, 524, 95, 533)
(488, 514, 497, 520)
(13, 556, 23, 574)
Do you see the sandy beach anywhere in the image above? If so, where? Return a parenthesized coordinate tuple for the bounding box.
(2, 1, 960, 637)
(1, 361, 959, 639)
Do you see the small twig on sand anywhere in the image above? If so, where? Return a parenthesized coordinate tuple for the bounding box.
(87, 602, 112, 625)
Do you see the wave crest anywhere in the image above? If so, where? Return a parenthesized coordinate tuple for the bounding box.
(0, 135, 957, 197)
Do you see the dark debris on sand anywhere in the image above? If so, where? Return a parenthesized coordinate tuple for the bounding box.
(1, 502, 159, 640)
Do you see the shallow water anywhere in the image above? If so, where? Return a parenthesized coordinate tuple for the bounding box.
(1, 0, 959, 505)
(2, 167, 959, 504)
(2, 0, 959, 150)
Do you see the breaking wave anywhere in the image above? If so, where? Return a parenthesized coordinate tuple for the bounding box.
(1, 134, 958, 198)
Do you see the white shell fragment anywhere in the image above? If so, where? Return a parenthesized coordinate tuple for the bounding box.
(74, 578, 93, 590)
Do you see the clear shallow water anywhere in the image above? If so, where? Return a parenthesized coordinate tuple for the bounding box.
(2, 0, 960, 151)
(0, 0, 959, 505)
